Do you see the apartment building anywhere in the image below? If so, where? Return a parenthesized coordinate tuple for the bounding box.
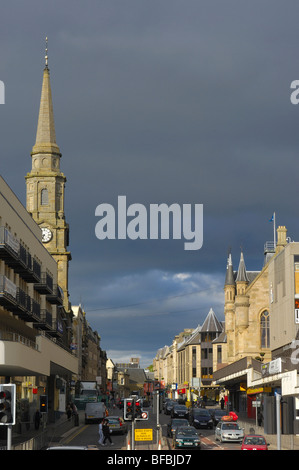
(0, 174, 78, 424)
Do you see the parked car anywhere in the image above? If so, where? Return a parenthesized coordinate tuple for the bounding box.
(173, 426, 201, 449)
(106, 416, 128, 435)
(167, 418, 190, 437)
(163, 398, 172, 411)
(215, 421, 244, 443)
(189, 408, 213, 429)
(241, 434, 269, 450)
(210, 409, 227, 425)
(165, 400, 176, 415)
(171, 404, 189, 419)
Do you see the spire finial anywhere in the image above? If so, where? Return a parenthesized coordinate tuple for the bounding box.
(45, 36, 48, 68)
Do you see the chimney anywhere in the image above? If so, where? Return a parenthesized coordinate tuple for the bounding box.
(276, 226, 287, 252)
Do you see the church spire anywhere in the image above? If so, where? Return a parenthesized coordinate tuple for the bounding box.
(31, 38, 61, 157)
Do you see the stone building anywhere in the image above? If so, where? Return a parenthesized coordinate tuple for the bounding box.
(214, 226, 291, 419)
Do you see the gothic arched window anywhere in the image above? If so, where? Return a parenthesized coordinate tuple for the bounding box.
(260, 310, 270, 348)
(41, 188, 48, 205)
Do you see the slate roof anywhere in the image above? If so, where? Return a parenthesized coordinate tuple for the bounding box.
(200, 308, 223, 333)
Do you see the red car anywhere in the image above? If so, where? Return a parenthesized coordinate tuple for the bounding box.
(241, 434, 269, 450)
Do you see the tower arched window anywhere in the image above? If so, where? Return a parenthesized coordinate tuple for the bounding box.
(41, 188, 48, 205)
(260, 310, 270, 348)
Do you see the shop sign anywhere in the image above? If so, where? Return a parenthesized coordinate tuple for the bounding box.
(247, 387, 271, 395)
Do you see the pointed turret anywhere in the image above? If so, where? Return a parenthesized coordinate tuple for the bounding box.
(224, 251, 235, 286)
(236, 251, 249, 283)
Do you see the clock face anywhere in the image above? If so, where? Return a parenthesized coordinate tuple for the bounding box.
(41, 227, 52, 243)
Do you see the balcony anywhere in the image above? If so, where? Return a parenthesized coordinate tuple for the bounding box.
(48, 318, 64, 338)
(0, 275, 18, 310)
(0, 227, 42, 283)
(46, 285, 64, 305)
(15, 249, 41, 283)
(34, 272, 53, 295)
(36, 309, 53, 331)
(0, 227, 20, 265)
(0, 280, 42, 324)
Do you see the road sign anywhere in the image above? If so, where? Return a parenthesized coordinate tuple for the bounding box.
(134, 428, 153, 441)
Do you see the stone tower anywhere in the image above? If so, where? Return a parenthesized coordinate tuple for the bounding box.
(25, 46, 71, 313)
(224, 251, 236, 360)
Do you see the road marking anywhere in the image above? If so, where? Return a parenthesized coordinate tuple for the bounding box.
(200, 436, 224, 450)
(63, 425, 89, 444)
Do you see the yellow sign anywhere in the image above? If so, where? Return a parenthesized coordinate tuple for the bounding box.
(134, 429, 153, 441)
(247, 387, 271, 395)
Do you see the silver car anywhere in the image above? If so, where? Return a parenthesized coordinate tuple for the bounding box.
(215, 421, 244, 442)
(107, 416, 128, 435)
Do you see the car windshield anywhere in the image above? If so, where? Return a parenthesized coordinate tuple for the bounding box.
(172, 419, 188, 427)
(108, 418, 119, 424)
(243, 436, 266, 445)
(174, 405, 186, 410)
(222, 423, 240, 430)
(194, 409, 210, 416)
(177, 428, 197, 436)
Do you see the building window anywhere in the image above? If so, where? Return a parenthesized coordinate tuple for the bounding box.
(260, 310, 270, 348)
(217, 345, 222, 364)
(41, 188, 48, 205)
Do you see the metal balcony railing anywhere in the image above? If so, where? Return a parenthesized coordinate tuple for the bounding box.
(34, 272, 53, 295)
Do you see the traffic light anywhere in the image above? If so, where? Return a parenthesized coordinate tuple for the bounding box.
(134, 400, 141, 419)
(0, 384, 16, 426)
(124, 399, 133, 421)
(134, 400, 148, 420)
(40, 395, 48, 413)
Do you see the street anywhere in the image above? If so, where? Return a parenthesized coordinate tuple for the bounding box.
(58, 405, 245, 451)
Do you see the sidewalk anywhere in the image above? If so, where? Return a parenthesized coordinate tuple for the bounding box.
(0, 410, 86, 450)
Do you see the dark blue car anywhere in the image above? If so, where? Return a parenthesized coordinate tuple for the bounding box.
(189, 408, 213, 429)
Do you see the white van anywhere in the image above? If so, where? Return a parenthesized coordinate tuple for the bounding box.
(85, 402, 106, 424)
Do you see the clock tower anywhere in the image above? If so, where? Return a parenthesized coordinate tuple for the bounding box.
(25, 42, 71, 312)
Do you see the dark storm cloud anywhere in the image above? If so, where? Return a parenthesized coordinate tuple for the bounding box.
(1, 0, 299, 365)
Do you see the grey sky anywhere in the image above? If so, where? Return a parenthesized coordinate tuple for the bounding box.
(1, 1, 299, 366)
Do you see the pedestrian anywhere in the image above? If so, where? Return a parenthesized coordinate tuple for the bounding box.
(220, 397, 225, 410)
(66, 403, 72, 420)
(34, 410, 41, 430)
(98, 420, 104, 446)
(102, 419, 114, 446)
(71, 403, 79, 426)
(257, 409, 263, 426)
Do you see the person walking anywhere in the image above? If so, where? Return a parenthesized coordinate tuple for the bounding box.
(102, 419, 114, 446)
(98, 420, 104, 446)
